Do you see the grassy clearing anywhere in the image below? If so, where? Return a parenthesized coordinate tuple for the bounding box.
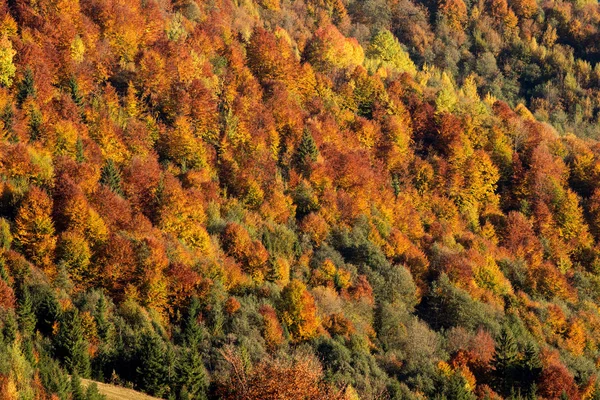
(80, 378, 162, 400)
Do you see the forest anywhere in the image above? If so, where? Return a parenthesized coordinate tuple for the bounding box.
(5, 0, 600, 398)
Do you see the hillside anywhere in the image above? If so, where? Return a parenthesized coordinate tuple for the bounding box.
(2, 0, 600, 399)
(80, 378, 161, 400)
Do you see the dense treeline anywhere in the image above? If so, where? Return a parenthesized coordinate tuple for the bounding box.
(3, 0, 600, 399)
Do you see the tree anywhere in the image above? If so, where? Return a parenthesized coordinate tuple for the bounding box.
(17, 288, 36, 338)
(177, 348, 208, 400)
(136, 332, 168, 396)
(55, 309, 91, 377)
(100, 159, 123, 196)
(303, 24, 364, 72)
(17, 68, 36, 106)
(0, 35, 15, 87)
(366, 29, 416, 76)
(294, 129, 319, 177)
(14, 187, 57, 270)
(278, 280, 319, 341)
(491, 327, 518, 395)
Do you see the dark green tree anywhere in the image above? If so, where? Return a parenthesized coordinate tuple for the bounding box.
(17, 68, 36, 106)
(55, 309, 91, 377)
(17, 287, 36, 338)
(69, 76, 84, 107)
(294, 129, 319, 177)
(136, 332, 168, 396)
(177, 348, 208, 400)
(28, 105, 42, 141)
(100, 159, 123, 196)
(71, 373, 86, 400)
(492, 327, 519, 395)
(76, 136, 86, 163)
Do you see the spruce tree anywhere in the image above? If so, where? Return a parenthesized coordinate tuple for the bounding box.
(68, 76, 83, 107)
(520, 342, 542, 390)
(17, 68, 36, 106)
(28, 105, 42, 141)
(76, 137, 86, 163)
(55, 309, 91, 377)
(136, 332, 168, 396)
(70, 373, 86, 400)
(294, 129, 319, 177)
(492, 327, 519, 395)
(183, 297, 204, 348)
(100, 159, 123, 196)
(178, 350, 208, 400)
(17, 287, 36, 338)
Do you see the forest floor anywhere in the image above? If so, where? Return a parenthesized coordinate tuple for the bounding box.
(80, 378, 161, 400)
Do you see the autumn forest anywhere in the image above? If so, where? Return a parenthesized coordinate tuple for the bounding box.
(4, 0, 600, 398)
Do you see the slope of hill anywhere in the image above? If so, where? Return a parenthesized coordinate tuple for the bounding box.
(80, 379, 161, 400)
(3, 0, 600, 399)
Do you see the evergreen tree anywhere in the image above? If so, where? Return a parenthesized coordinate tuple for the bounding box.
(17, 68, 36, 106)
(1, 102, 14, 138)
(492, 327, 519, 395)
(294, 129, 319, 177)
(136, 332, 168, 396)
(71, 373, 86, 400)
(100, 159, 123, 196)
(183, 297, 204, 348)
(76, 136, 86, 163)
(55, 309, 91, 377)
(69, 76, 84, 107)
(445, 373, 476, 400)
(177, 348, 208, 400)
(28, 105, 42, 141)
(85, 383, 105, 400)
(17, 287, 36, 338)
(519, 342, 542, 391)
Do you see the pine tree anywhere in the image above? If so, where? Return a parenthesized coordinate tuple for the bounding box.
(68, 76, 84, 107)
(177, 348, 208, 400)
(70, 373, 86, 400)
(55, 309, 91, 377)
(76, 136, 86, 163)
(446, 373, 476, 400)
(183, 297, 204, 348)
(100, 159, 123, 196)
(136, 332, 168, 396)
(17, 68, 36, 106)
(492, 327, 519, 395)
(17, 288, 36, 338)
(520, 342, 542, 391)
(28, 105, 42, 141)
(1, 102, 14, 138)
(294, 129, 319, 177)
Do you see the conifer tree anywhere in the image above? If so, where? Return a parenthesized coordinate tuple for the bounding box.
(136, 332, 168, 396)
(492, 327, 519, 394)
(76, 137, 85, 163)
(71, 373, 86, 400)
(17, 287, 36, 339)
(17, 68, 36, 106)
(55, 309, 91, 377)
(294, 129, 319, 177)
(100, 159, 123, 196)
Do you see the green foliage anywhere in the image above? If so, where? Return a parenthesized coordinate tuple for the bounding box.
(136, 332, 168, 396)
(54, 309, 91, 377)
(100, 159, 123, 196)
(17, 68, 36, 106)
(366, 29, 416, 76)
